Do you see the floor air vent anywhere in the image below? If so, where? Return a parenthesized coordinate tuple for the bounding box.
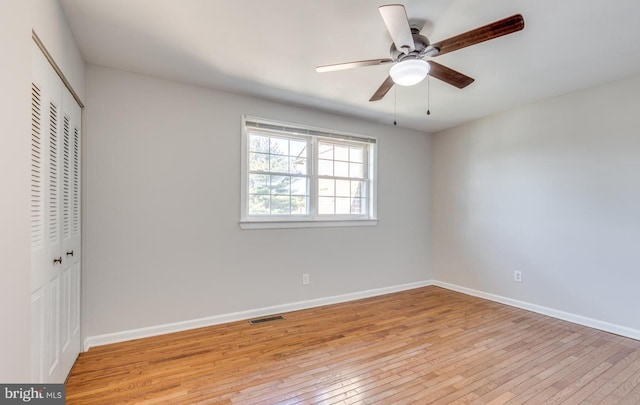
(249, 315, 285, 325)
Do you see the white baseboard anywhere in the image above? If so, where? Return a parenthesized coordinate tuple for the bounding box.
(431, 280, 640, 341)
(83, 280, 432, 351)
(84, 279, 640, 351)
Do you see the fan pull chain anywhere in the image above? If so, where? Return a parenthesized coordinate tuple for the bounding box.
(426, 75, 431, 116)
(393, 87, 397, 126)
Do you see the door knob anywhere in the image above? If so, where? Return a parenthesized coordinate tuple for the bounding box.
(53, 257, 62, 265)
(66, 250, 74, 257)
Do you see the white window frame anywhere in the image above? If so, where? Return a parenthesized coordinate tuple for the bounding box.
(240, 116, 378, 229)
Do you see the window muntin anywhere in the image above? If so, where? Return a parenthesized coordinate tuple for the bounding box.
(242, 117, 377, 225)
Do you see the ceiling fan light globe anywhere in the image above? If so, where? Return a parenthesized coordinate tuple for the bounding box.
(390, 59, 430, 86)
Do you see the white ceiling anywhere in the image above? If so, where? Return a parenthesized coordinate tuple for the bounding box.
(59, 0, 640, 133)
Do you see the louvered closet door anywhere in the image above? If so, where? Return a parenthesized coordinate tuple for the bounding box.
(31, 42, 81, 384)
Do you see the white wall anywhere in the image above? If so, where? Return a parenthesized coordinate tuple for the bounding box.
(432, 74, 640, 332)
(83, 65, 431, 338)
(0, 0, 32, 382)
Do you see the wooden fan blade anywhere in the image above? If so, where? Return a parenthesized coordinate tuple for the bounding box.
(431, 14, 524, 57)
(369, 76, 395, 102)
(316, 58, 393, 73)
(379, 4, 415, 54)
(428, 61, 474, 89)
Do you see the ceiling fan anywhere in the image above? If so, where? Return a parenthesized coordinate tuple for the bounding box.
(316, 4, 525, 102)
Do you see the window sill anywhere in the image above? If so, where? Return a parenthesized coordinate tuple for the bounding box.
(239, 219, 378, 230)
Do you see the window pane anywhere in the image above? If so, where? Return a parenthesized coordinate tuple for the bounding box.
(318, 159, 333, 176)
(351, 181, 366, 198)
(318, 179, 335, 196)
(290, 157, 307, 174)
(270, 155, 289, 173)
(291, 176, 308, 196)
(351, 198, 367, 215)
(318, 197, 335, 214)
(249, 195, 270, 215)
(318, 143, 333, 160)
(270, 175, 290, 195)
(270, 196, 290, 214)
(350, 147, 364, 163)
(290, 140, 307, 158)
(249, 174, 270, 195)
(350, 162, 363, 178)
(336, 197, 351, 214)
(335, 180, 350, 197)
(249, 152, 269, 172)
(250, 134, 269, 153)
(291, 196, 308, 215)
(270, 137, 289, 155)
(335, 145, 349, 161)
(335, 161, 349, 177)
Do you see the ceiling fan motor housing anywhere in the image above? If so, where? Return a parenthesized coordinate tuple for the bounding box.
(390, 30, 430, 61)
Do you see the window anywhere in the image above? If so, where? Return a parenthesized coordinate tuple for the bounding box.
(241, 116, 377, 228)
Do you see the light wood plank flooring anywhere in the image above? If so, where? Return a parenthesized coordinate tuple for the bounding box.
(66, 286, 640, 404)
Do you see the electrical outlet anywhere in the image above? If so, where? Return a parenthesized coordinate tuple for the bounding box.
(514, 271, 523, 283)
(302, 273, 310, 285)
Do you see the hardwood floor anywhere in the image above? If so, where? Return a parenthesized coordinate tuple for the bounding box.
(66, 286, 640, 404)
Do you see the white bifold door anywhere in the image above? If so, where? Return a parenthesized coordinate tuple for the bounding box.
(31, 42, 81, 383)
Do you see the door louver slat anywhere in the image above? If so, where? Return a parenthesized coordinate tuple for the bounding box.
(72, 127, 80, 237)
(63, 116, 70, 240)
(31, 83, 44, 248)
(48, 102, 59, 244)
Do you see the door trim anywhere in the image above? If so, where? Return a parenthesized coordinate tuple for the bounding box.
(32, 30, 84, 109)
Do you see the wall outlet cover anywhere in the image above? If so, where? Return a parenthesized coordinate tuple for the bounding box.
(514, 271, 523, 283)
